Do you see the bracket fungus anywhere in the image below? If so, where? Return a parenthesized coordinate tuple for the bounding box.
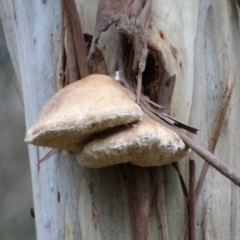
(25, 74, 143, 151)
(25, 74, 187, 167)
(77, 113, 187, 168)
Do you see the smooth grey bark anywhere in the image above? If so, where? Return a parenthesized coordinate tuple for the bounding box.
(1, 0, 240, 239)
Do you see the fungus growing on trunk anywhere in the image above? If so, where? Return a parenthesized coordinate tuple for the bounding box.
(25, 74, 188, 167)
(25, 74, 143, 151)
(77, 113, 187, 168)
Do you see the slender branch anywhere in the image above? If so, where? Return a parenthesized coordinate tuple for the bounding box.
(189, 160, 196, 240)
(139, 82, 240, 187)
(178, 132, 240, 187)
(37, 148, 59, 167)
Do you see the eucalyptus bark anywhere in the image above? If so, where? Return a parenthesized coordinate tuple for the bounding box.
(1, 1, 240, 240)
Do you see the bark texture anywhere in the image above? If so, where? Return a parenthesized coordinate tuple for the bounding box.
(1, 0, 240, 239)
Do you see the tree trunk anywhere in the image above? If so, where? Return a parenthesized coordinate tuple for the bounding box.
(1, 0, 240, 239)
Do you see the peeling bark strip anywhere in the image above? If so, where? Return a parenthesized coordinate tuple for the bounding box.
(63, 2, 80, 84)
(89, 0, 152, 104)
(189, 160, 196, 240)
(154, 167, 169, 240)
(60, 0, 107, 87)
(117, 39, 198, 134)
(63, 0, 89, 78)
(84, 34, 107, 75)
(120, 164, 154, 240)
(91, 0, 198, 134)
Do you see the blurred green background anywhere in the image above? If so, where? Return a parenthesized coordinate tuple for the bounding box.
(0, 21, 36, 239)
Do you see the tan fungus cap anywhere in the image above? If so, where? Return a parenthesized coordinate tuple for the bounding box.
(77, 113, 187, 168)
(25, 74, 143, 151)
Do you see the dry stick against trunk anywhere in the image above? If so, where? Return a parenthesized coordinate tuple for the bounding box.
(154, 167, 169, 240)
(189, 160, 196, 240)
(140, 96, 240, 187)
(119, 45, 240, 233)
(63, 0, 89, 78)
(127, 73, 240, 189)
(37, 149, 59, 166)
(195, 71, 236, 200)
(178, 132, 240, 187)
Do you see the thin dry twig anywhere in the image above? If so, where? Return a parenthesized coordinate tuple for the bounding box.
(119, 50, 240, 186)
(154, 167, 169, 240)
(178, 132, 240, 187)
(141, 97, 240, 187)
(37, 148, 59, 167)
(189, 160, 196, 240)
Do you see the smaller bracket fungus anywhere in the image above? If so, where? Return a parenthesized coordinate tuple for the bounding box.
(25, 74, 143, 151)
(77, 114, 187, 168)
